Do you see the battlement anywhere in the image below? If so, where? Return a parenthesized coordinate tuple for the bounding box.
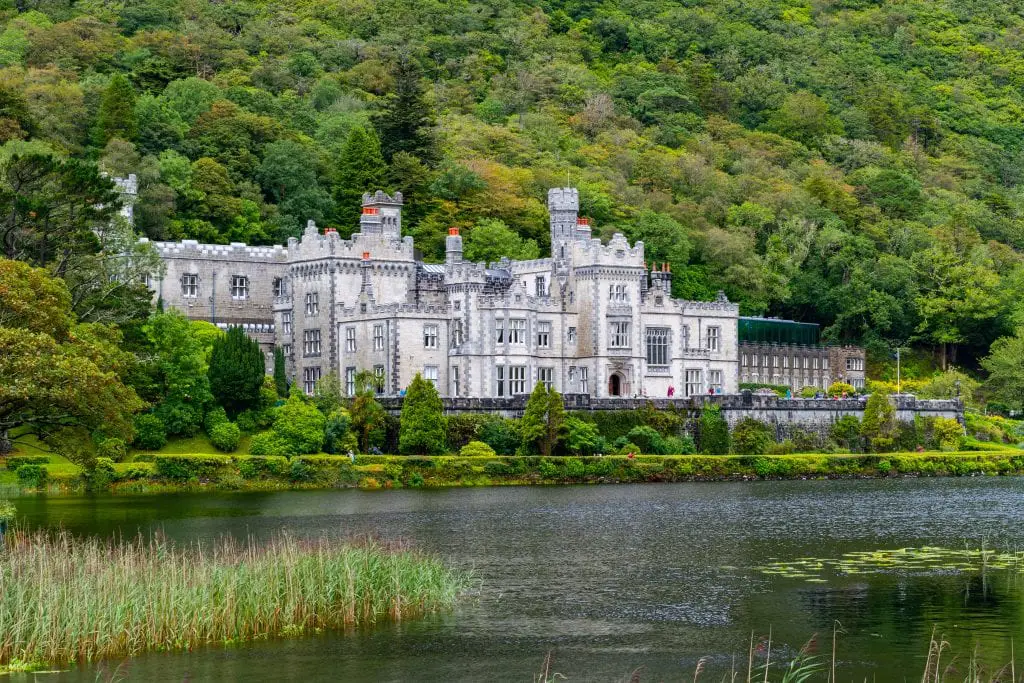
(145, 238, 288, 262)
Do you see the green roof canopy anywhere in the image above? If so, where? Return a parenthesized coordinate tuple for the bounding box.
(738, 317, 820, 345)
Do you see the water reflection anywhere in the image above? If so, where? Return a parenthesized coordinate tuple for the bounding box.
(8, 478, 1024, 681)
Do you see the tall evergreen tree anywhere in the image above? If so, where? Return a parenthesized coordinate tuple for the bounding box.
(399, 373, 446, 455)
(95, 75, 138, 144)
(207, 327, 265, 416)
(374, 57, 438, 164)
(519, 383, 566, 457)
(273, 346, 288, 397)
(334, 126, 386, 230)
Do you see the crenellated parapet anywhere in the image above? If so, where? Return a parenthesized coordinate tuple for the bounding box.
(146, 238, 288, 262)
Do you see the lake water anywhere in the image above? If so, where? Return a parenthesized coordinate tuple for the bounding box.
(8, 478, 1024, 681)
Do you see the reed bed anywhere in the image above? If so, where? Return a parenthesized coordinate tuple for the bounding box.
(0, 528, 470, 668)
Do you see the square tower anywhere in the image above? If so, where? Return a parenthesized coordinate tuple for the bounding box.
(359, 190, 403, 238)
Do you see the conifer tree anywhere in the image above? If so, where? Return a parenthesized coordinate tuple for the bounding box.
(95, 75, 138, 144)
(334, 126, 385, 230)
(519, 383, 565, 457)
(207, 327, 265, 417)
(698, 404, 730, 454)
(273, 346, 288, 397)
(374, 57, 438, 164)
(399, 373, 446, 455)
(350, 371, 386, 453)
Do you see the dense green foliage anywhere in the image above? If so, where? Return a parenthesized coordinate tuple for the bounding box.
(399, 374, 446, 455)
(207, 326, 265, 417)
(3, 0, 1024, 374)
(699, 404, 730, 455)
(519, 382, 566, 457)
(731, 417, 774, 455)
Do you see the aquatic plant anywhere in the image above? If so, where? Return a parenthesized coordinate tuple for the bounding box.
(0, 529, 470, 669)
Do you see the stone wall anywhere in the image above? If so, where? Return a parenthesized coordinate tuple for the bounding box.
(377, 393, 964, 434)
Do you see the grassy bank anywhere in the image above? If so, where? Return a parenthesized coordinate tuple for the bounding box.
(3, 450, 1023, 494)
(0, 529, 470, 672)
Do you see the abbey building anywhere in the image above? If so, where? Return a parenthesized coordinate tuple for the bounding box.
(143, 187, 863, 398)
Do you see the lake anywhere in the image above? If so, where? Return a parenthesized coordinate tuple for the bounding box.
(8, 478, 1024, 681)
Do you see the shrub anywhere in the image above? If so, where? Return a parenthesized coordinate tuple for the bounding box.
(662, 435, 696, 455)
(154, 455, 230, 482)
(483, 460, 510, 476)
(460, 441, 496, 457)
(249, 430, 292, 457)
(564, 417, 604, 455)
(400, 374, 447, 455)
(768, 440, 795, 455)
(203, 406, 229, 435)
(799, 386, 818, 398)
(86, 457, 117, 490)
(829, 415, 862, 452)
(133, 414, 167, 450)
(446, 414, 492, 451)
(861, 393, 897, 451)
(235, 455, 289, 479)
(4, 455, 50, 469)
(16, 464, 47, 488)
(209, 422, 241, 453)
(272, 394, 326, 455)
(933, 417, 965, 451)
(208, 326, 265, 416)
(289, 458, 315, 483)
(626, 426, 664, 454)
(97, 438, 128, 462)
(479, 418, 521, 455)
(323, 409, 356, 455)
(827, 382, 856, 397)
(614, 441, 642, 456)
(732, 418, 774, 455)
(236, 408, 274, 434)
(699, 404, 730, 454)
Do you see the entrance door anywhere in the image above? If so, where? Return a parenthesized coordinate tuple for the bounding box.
(608, 372, 622, 396)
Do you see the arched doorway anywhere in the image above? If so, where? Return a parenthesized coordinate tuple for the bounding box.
(608, 372, 623, 397)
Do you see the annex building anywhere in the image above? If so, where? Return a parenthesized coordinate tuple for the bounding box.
(141, 186, 864, 398)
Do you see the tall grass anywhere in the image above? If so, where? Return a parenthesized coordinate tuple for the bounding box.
(0, 528, 470, 668)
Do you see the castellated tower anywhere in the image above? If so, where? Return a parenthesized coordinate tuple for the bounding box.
(359, 190, 403, 238)
(547, 187, 579, 260)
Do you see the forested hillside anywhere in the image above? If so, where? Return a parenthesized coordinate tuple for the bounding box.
(3, 0, 1024, 372)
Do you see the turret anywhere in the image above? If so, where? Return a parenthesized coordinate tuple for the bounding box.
(359, 190, 403, 238)
(547, 187, 579, 260)
(446, 227, 463, 264)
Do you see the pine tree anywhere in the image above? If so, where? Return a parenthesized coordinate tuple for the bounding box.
(350, 372, 387, 453)
(698, 404, 730, 454)
(95, 75, 138, 144)
(207, 327, 265, 417)
(273, 346, 288, 397)
(374, 57, 438, 164)
(399, 373, 446, 455)
(519, 383, 565, 457)
(334, 126, 386, 230)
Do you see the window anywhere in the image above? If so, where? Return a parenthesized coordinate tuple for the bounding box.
(752, 354, 758, 367)
(610, 284, 627, 302)
(608, 284, 615, 301)
(181, 273, 198, 298)
(495, 366, 505, 397)
(685, 369, 702, 397)
(706, 326, 720, 351)
(303, 330, 321, 356)
(509, 319, 525, 344)
(373, 365, 385, 394)
(423, 365, 439, 387)
(773, 355, 779, 368)
(231, 275, 248, 300)
(305, 292, 319, 316)
(345, 367, 355, 397)
(510, 365, 526, 394)
(579, 367, 589, 394)
(424, 324, 438, 349)
(682, 325, 690, 349)
(282, 344, 291, 357)
(709, 370, 723, 394)
(302, 367, 321, 396)
(536, 322, 551, 348)
(373, 324, 384, 350)
(568, 366, 576, 385)
(567, 327, 576, 343)
(782, 355, 789, 369)
(272, 278, 284, 297)
(345, 327, 356, 352)
(452, 366, 460, 396)
(282, 312, 292, 336)
(813, 357, 819, 370)
(646, 327, 670, 366)
(495, 319, 504, 344)
(823, 358, 830, 370)
(846, 357, 864, 371)
(539, 367, 553, 390)
(535, 276, 546, 297)
(609, 322, 630, 348)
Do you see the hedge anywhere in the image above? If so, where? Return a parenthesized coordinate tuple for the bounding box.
(153, 454, 232, 482)
(4, 455, 51, 469)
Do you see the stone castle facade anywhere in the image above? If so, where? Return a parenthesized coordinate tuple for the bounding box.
(143, 187, 863, 398)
